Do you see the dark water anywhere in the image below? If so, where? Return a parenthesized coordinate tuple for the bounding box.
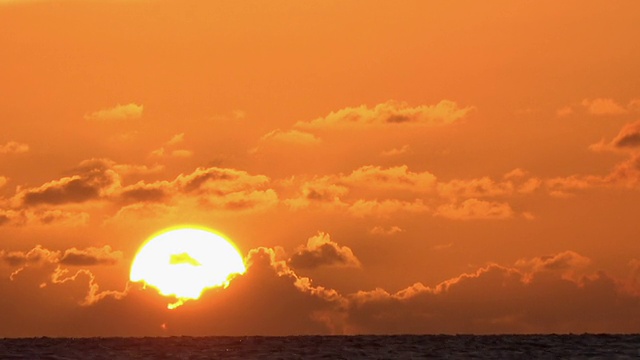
(1, 335, 639, 359)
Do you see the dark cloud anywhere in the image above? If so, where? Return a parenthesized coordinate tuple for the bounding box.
(606, 153, 640, 186)
(1, 247, 640, 336)
(179, 167, 237, 193)
(616, 133, 640, 148)
(120, 187, 167, 203)
(0, 245, 60, 267)
(385, 115, 411, 123)
(346, 263, 640, 334)
(612, 120, 640, 149)
(18, 159, 120, 207)
(22, 178, 101, 206)
(59, 246, 122, 267)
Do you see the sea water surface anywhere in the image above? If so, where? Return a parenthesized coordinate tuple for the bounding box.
(1, 334, 639, 359)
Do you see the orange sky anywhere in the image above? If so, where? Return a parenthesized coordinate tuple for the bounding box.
(1, 0, 640, 336)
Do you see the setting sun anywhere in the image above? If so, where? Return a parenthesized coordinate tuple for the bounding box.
(130, 228, 246, 309)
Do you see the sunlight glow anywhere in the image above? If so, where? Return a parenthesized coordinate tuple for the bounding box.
(130, 227, 246, 309)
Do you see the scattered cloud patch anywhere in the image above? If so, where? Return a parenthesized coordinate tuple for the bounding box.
(349, 199, 429, 217)
(370, 225, 404, 236)
(150, 133, 193, 158)
(295, 100, 473, 129)
(0, 141, 29, 155)
(84, 103, 143, 121)
(557, 97, 640, 118)
(581, 98, 628, 116)
(435, 199, 514, 220)
(261, 129, 321, 146)
(381, 145, 410, 157)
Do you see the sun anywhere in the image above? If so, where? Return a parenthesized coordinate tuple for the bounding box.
(130, 227, 246, 309)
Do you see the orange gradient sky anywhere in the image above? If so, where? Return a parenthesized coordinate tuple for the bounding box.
(1, 0, 640, 336)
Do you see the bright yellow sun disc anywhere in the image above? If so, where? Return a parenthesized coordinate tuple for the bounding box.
(130, 228, 246, 309)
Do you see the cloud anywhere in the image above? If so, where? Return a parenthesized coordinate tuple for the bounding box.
(345, 255, 640, 334)
(515, 251, 591, 280)
(439, 171, 541, 198)
(348, 199, 429, 217)
(2, 243, 640, 335)
(166, 133, 185, 146)
(0, 141, 29, 154)
(605, 153, 640, 187)
(287, 165, 436, 212)
(381, 145, 410, 157)
(295, 100, 473, 129)
(117, 166, 279, 212)
(119, 182, 169, 203)
(32, 209, 90, 226)
(369, 225, 404, 236)
(0, 211, 11, 226)
(84, 103, 144, 121)
(169, 149, 193, 158)
(556, 106, 574, 117)
(0, 245, 59, 268)
(345, 165, 437, 192)
(284, 177, 348, 210)
(581, 98, 628, 116)
(0, 209, 90, 227)
(59, 246, 123, 267)
(0, 176, 7, 188)
(438, 177, 514, 199)
(261, 129, 321, 145)
(1, 245, 123, 269)
(557, 97, 640, 118)
(5, 158, 277, 216)
(435, 199, 514, 220)
(288, 233, 361, 270)
(14, 159, 120, 207)
(591, 120, 640, 152)
(150, 133, 193, 158)
(285, 166, 537, 220)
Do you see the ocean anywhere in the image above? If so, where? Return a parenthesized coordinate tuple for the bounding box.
(1, 334, 639, 359)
